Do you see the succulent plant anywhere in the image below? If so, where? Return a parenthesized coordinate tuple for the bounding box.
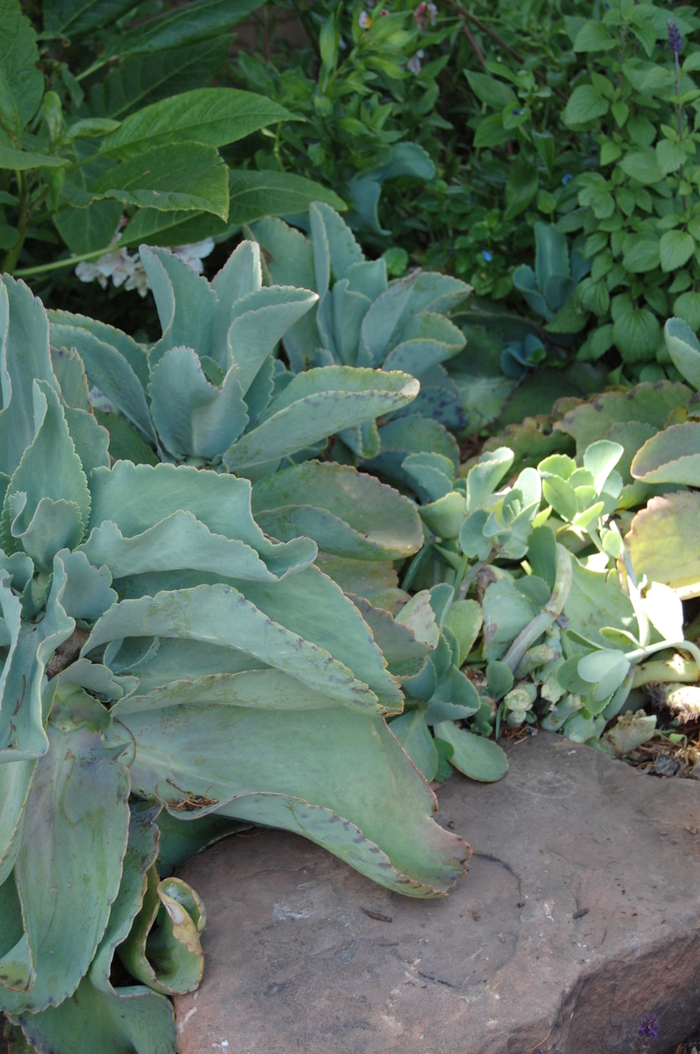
(50, 239, 426, 593)
(251, 202, 472, 451)
(0, 276, 469, 1053)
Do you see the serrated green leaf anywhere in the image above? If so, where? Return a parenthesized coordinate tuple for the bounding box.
(101, 89, 295, 159)
(228, 171, 346, 225)
(563, 84, 610, 125)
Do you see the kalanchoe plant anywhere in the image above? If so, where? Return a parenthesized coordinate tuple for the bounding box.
(251, 203, 472, 451)
(0, 275, 469, 1054)
(49, 237, 426, 596)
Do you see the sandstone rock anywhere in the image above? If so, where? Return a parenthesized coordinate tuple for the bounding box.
(173, 732, 700, 1053)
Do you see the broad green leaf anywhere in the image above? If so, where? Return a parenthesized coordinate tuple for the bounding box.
(100, 0, 265, 58)
(563, 84, 610, 125)
(139, 245, 218, 368)
(43, 0, 140, 36)
(628, 491, 700, 599)
(101, 89, 295, 159)
(673, 292, 700, 334)
(252, 461, 422, 560)
(664, 317, 700, 391)
(348, 595, 429, 680)
(1, 715, 130, 1014)
(225, 286, 318, 394)
(432, 722, 508, 782)
(504, 161, 538, 222)
(402, 452, 455, 502)
(114, 704, 469, 896)
(87, 461, 313, 578)
(89, 142, 229, 220)
(443, 599, 482, 666)
(555, 381, 696, 455)
(223, 367, 419, 471)
(0, 0, 44, 134)
(573, 19, 615, 51)
(0, 147, 67, 171)
(364, 414, 459, 494)
(660, 229, 695, 272)
(84, 582, 390, 709)
(466, 447, 514, 511)
(89, 39, 229, 119)
(52, 199, 124, 255)
(611, 294, 660, 363)
(390, 710, 438, 781)
(50, 309, 149, 389)
(464, 70, 516, 109)
(119, 207, 228, 250)
(0, 759, 36, 886)
(582, 439, 623, 493)
(622, 235, 660, 273)
(618, 150, 663, 185)
(228, 170, 346, 226)
(577, 648, 629, 702)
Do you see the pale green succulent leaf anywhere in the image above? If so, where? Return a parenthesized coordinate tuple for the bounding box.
(87, 462, 313, 579)
(49, 311, 150, 390)
(309, 201, 364, 293)
(16, 974, 177, 1054)
(0, 933, 34, 995)
(383, 338, 463, 378)
(466, 447, 515, 512)
(81, 509, 316, 584)
(7, 495, 84, 572)
(402, 452, 455, 502)
(2, 382, 90, 557)
(359, 279, 417, 367)
(314, 553, 407, 614)
(328, 281, 371, 366)
(344, 259, 388, 300)
(0, 279, 59, 478)
(390, 710, 438, 781)
(664, 316, 700, 391)
(226, 286, 318, 392)
(211, 241, 262, 329)
(627, 491, 700, 598)
(566, 555, 637, 647)
(631, 422, 700, 485)
(84, 583, 382, 709)
(1, 719, 130, 1014)
(0, 761, 36, 887)
(63, 404, 111, 475)
(119, 868, 204, 995)
(432, 722, 508, 782)
(396, 590, 440, 649)
(49, 322, 157, 448)
(117, 667, 383, 716)
(348, 595, 429, 680)
(148, 347, 248, 461)
(251, 461, 422, 561)
(59, 550, 117, 621)
(50, 347, 90, 412)
(224, 367, 419, 471)
(115, 705, 468, 896)
(140, 246, 218, 369)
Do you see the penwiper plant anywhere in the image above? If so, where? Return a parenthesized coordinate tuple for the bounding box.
(0, 275, 468, 1054)
(251, 203, 472, 454)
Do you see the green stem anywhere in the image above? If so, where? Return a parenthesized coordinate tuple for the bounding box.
(13, 244, 113, 278)
(3, 171, 29, 273)
(632, 654, 699, 689)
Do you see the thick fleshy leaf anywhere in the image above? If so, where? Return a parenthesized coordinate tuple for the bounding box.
(315, 553, 407, 614)
(0, 761, 36, 887)
(251, 461, 422, 560)
(119, 870, 204, 994)
(114, 704, 469, 896)
(148, 347, 248, 460)
(81, 510, 315, 585)
(363, 415, 459, 495)
(2, 382, 90, 559)
(433, 722, 508, 782)
(223, 367, 419, 471)
(627, 491, 700, 599)
(0, 280, 59, 478)
(390, 710, 438, 781)
(226, 286, 318, 394)
(0, 555, 75, 760)
(83, 583, 390, 709)
(1, 709, 130, 1013)
(100, 88, 294, 158)
(631, 422, 700, 485)
(49, 320, 156, 447)
(87, 461, 314, 578)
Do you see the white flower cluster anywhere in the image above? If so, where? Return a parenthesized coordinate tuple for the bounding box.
(75, 233, 215, 297)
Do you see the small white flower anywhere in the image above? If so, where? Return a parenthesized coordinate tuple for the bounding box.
(427, 2, 438, 24)
(359, 10, 372, 28)
(407, 50, 424, 73)
(124, 261, 150, 298)
(172, 238, 215, 274)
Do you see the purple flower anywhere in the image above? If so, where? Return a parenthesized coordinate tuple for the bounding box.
(562, 173, 573, 185)
(668, 19, 683, 55)
(639, 1014, 659, 1039)
(482, 250, 493, 262)
(513, 108, 523, 116)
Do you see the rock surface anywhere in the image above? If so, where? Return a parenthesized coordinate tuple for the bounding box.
(174, 732, 700, 1054)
